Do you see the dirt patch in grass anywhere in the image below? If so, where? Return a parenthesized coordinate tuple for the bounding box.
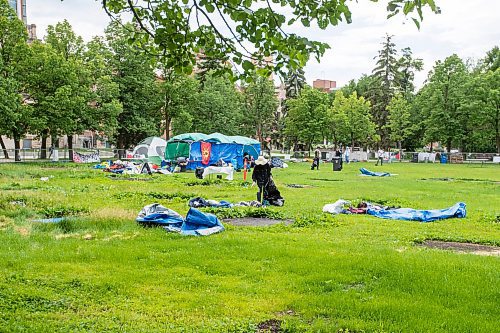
(308, 178, 343, 182)
(420, 240, 500, 256)
(285, 184, 315, 188)
(256, 319, 282, 333)
(224, 217, 293, 226)
(421, 177, 499, 184)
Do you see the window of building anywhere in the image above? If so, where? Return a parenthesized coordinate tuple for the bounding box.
(22, 139, 32, 149)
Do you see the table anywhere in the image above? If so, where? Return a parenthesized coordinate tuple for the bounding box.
(202, 166, 234, 180)
(466, 158, 489, 167)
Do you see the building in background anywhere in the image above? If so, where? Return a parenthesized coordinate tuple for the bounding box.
(8, 0, 26, 23)
(8, 0, 37, 41)
(313, 79, 337, 92)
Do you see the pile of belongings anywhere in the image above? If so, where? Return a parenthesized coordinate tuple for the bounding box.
(264, 178, 285, 206)
(95, 160, 171, 175)
(359, 167, 393, 177)
(270, 157, 288, 168)
(323, 200, 466, 222)
(136, 203, 224, 236)
(93, 161, 112, 169)
(188, 197, 262, 208)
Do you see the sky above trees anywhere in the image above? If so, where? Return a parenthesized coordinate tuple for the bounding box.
(27, 0, 499, 87)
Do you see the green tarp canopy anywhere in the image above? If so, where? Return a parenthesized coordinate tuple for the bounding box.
(165, 141, 191, 160)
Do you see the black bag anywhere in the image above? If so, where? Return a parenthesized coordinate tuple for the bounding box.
(195, 167, 204, 179)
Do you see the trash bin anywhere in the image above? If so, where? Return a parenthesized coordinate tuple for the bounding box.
(332, 157, 342, 171)
(195, 167, 204, 179)
(411, 153, 418, 163)
(440, 153, 448, 164)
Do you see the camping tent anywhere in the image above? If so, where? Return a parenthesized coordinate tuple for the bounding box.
(132, 137, 167, 165)
(165, 132, 261, 170)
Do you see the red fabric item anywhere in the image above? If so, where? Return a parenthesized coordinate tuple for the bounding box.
(201, 142, 211, 165)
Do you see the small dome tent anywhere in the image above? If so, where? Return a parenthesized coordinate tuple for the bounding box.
(165, 133, 260, 169)
(132, 137, 167, 165)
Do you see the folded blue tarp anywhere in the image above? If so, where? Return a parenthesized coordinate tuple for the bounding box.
(180, 208, 225, 236)
(367, 202, 466, 222)
(359, 168, 391, 177)
(136, 203, 185, 226)
(136, 204, 224, 236)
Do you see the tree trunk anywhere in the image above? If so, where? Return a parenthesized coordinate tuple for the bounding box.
(68, 135, 74, 161)
(0, 136, 9, 159)
(14, 138, 21, 162)
(165, 116, 171, 140)
(447, 139, 452, 153)
(116, 136, 125, 159)
(40, 130, 48, 159)
(398, 141, 402, 162)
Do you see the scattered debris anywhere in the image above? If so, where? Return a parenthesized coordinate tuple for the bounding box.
(40, 177, 50, 182)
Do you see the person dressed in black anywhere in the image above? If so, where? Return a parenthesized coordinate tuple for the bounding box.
(335, 148, 343, 169)
(252, 155, 285, 206)
(311, 148, 320, 170)
(252, 156, 272, 203)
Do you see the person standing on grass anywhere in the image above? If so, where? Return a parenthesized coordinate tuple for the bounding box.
(375, 148, 384, 166)
(252, 155, 272, 203)
(345, 146, 350, 164)
(311, 148, 320, 170)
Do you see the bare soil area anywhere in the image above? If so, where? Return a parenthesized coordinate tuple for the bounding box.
(420, 240, 500, 256)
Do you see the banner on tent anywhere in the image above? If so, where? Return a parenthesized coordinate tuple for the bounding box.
(73, 151, 101, 163)
(201, 142, 211, 165)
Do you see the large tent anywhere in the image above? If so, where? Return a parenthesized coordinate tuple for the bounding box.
(165, 133, 261, 169)
(132, 137, 167, 165)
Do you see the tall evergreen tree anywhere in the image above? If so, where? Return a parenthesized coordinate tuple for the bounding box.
(284, 67, 306, 100)
(397, 47, 423, 98)
(371, 34, 399, 147)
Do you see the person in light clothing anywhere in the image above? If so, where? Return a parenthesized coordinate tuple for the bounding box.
(344, 146, 350, 164)
(375, 148, 384, 166)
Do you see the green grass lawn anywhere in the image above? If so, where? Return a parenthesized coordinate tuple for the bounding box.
(0, 161, 499, 332)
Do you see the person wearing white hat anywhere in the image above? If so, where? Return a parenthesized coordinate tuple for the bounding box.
(252, 155, 271, 203)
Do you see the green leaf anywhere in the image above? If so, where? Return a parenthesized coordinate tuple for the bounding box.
(242, 60, 255, 71)
(412, 17, 421, 30)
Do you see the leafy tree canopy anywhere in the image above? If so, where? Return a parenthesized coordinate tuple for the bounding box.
(101, 0, 439, 79)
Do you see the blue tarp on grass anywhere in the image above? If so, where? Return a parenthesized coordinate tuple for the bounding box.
(359, 168, 391, 177)
(136, 204, 224, 236)
(367, 202, 466, 222)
